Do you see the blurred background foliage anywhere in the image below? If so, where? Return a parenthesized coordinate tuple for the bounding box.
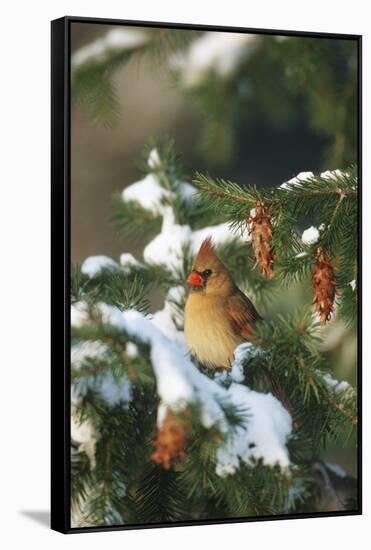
(70, 23, 358, 476)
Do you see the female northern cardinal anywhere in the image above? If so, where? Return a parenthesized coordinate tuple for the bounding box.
(184, 238, 262, 369)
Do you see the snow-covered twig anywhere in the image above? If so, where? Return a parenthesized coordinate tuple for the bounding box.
(72, 292, 293, 476)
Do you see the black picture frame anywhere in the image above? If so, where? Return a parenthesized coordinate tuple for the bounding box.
(51, 15, 362, 534)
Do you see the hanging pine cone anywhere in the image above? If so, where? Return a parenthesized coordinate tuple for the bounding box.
(151, 411, 188, 470)
(248, 202, 275, 279)
(312, 247, 336, 323)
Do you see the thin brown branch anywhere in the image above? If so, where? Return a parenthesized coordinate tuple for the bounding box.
(322, 390, 357, 425)
(329, 190, 346, 226)
(296, 355, 357, 425)
(198, 182, 356, 203)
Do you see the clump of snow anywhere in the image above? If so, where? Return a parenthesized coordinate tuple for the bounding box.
(115, 307, 211, 413)
(72, 28, 148, 67)
(230, 342, 263, 383)
(119, 253, 141, 272)
(230, 349, 246, 383)
(216, 383, 292, 476)
(71, 301, 89, 327)
(144, 216, 244, 276)
(88, 301, 292, 474)
(280, 171, 314, 191)
(320, 169, 348, 180)
(301, 226, 320, 245)
(122, 148, 197, 213)
(81, 256, 118, 278)
(326, 462, 347, 478)
(122, 173, 196, 216)
(171, 32, 260, 87)
(155, 286, 186, 330)
(122, 173, 171, 215)
(151, 298, 186, 345)
(99, 373, 132, 407)
(147, 148, 161, 169)
(71, 412, 99, 468)
(166, 285, 186, 305)
(349, 280, 356, 291)
(71, 339, 133, 409)
(143, 218, 190, 275)
(295, 251, 308, 259)
(280, 168, 352, 192)
(321, 372, 351, 395)
(71, 341, 108, 369)
(126, 342, 139, 358)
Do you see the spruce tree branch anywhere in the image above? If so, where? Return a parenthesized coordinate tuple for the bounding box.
(197, 182, 253, 204)
(296, 355, 357, 425)
(71, 133, 358, 520)
(321, 390, 357, 425)
(197, 181, 357, 202)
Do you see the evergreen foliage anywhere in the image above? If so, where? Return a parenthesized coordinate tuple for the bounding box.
(71, 28, 199, 128)
(72, 29, 357, 166)
(70, 140, 358, 528)
(194, 167, 358, 325)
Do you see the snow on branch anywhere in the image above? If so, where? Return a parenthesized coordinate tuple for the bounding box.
(71, 339, 133, 408)
(71, 412, 98, 468)
(81, 255, 119, 278)
(319, 371, 353, 396)
(280, 169, 352, 192)
(72, 28, 149, 68)
(120, 149, 246, 275)
(313, 369, 357, 424)
(170, 32, 261, 87)
(215, 384, 292, 476)
(143, 212, 244, 276)
(121, 147, 196, 215)
(72, 290, 293, 476)
(279, 171, 315, 191)
(301, 226, 320, 245)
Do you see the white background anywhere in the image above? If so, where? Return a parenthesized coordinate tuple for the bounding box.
(1, 0, 369, 548)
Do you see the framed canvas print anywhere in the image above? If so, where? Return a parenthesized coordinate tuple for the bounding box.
(51, 16, 362, 533)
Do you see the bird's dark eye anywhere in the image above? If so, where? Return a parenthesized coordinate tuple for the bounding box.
(202, 269, 212, 278)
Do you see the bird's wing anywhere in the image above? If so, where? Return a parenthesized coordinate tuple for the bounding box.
(227, 290, 262, 338)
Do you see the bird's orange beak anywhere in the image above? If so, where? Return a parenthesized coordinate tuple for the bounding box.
(187, 270, 204, 286)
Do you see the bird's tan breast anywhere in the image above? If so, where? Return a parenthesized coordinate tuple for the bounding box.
(184, 293, 242, 368)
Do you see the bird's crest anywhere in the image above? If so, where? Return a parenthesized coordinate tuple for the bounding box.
(193, 237, 223, 272)
(197, 237, 215, 260)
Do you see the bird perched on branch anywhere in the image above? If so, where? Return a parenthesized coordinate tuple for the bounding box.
(184, 238, 262, 369)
